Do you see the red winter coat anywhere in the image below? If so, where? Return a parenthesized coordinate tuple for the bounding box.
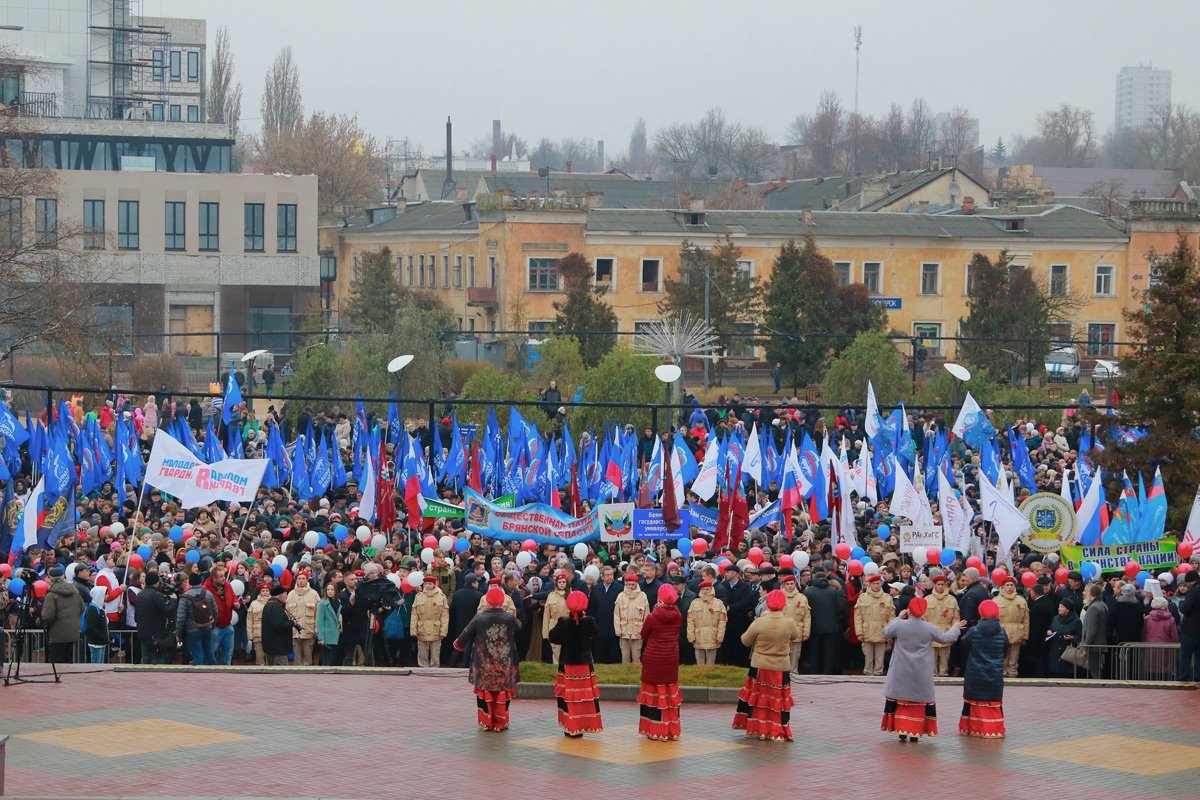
(640, 604, 682, 685)
(202, 577, 239, 628)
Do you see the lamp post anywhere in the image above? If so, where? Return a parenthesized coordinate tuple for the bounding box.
(387, 354, 415, 430)
(241, 349, 269, 411)
(943, 362, 972, 407)
(319, 253, 337, 344)
(654, 363, 682, 435)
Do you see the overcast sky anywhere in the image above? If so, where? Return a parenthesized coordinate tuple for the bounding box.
(153, 0, 1200, 159)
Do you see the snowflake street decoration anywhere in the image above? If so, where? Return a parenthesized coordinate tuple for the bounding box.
(634, 313, 720, 363)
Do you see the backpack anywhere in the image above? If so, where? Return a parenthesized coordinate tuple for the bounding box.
(79, 608, 89, 636)
(191, 591, 216, 629)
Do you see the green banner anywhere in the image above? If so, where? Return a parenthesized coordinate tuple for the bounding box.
(423, 493, 515, 518)
(1060, 539, 1179, 573)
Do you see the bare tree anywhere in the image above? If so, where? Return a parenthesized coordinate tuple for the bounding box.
(694, 107, 736, 175)
(628, 117, 649, 171)
(907, 98, 935, 169)
(654, 121, 704, 176)
(1029, 104, 1097, 167)
(724, 125, 778, 181)
(207, 26, 242, 136)
(467, 129, 528, 160)
(261, 47, 303, 141)
(802, 91, 844, 174)
(881, 103, 907, 172)
(786, 113, 811, 145)
(1081, 178, 1127, 217)
(938, 105, 977, 159)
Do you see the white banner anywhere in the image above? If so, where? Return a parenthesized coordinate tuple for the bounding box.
(899, 525, 942, 554)
(144, 430, 268, 508)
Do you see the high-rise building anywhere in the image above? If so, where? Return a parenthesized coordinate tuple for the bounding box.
(1116, 65, 1172, 130)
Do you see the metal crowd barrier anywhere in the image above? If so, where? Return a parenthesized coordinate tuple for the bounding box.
(2, 629, 144, 666)
(1066, 642, 1182, 681)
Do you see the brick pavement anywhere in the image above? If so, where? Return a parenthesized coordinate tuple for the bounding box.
(0, 666, 1196, 799)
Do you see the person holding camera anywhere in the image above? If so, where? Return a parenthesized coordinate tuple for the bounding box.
(135, 572, 177, 664)
(261, 585, 301, 666)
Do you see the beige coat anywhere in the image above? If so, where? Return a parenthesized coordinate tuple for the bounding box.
(285, 586, 320, 640)
(924, 587, 961, 649)
(542, 589, 570, 640)
(686, 591, 727, 649)
(614, 586, 650, 639)
(741, 611, 794, 671)
(477, 591, 516, 614)
(780, 584, 812, 642)
(248, 596, 269, 642)
(854, 587, 895, 643)
(410, 586, 449, 641)
(996, 590, 1030, 645)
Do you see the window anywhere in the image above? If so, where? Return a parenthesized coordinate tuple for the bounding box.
(1087, 323, 1116, 357)
(456, 317, 463, 331)
(169, 50, 181, 81)
(834, 261, 851, 286)
(418, 255, 426, 287)
(488, 255, 497, 288)
(276, 204, 297, 252)
(528, 321, 553, 338)
(964, 262, 974, 296)
(640, 258, 661, 292)
(1049, 323, 1072, 345)
(427, 254, 436, 287)
(151, 49, 164, 81)
(595, 257, 614, 286)
(913, 322, 942, 357)
(249, 306, 292, 354)
(1050, 264, 1069, 296)
(920, 263, 939, 295)
(83, 199, 105, 249)
(727, 323, 757, 358)
(93, 305, 133, 355)
(187, 51, 199, 82)
(468, 255, 476, 288)
(1094, 264, 1114, 296)
(169, 104, 181, 121)
(35, 198, 56, 247)
(528, 257, 560, 291)
(0, 198, 20, 249)
(164, 201, 185, 250)
(243, 203, 264, 251)
(117, 200, 139, 250)
(406, 255, 414, 286)
(199, 202, 219, 251)
(186, 105, 199, 123)
(442, 254, 450, 288)
(469, 317, 476, 332)
(736, 259, 753, 282)
(862, 261, 881, 294)
(151, 103, 164, 121)
(453, 255, 463, 288)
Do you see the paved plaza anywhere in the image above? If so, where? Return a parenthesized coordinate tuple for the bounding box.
(0, 666, 1197, 799)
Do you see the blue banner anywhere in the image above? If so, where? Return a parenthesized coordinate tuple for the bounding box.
(463, 487, 600, 545)
(689, 504, 718, 533)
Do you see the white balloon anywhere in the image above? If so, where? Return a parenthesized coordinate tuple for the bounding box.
(407, 570, 424, 588)
(182, 523, 193, 531)
(356, 525, 372, 543)
(230, 578, 245, 597)
(913, 548, 929, 566)
(272, 555, 288, 569)
(385, 572, 402, 587)
(583, 565, 601, 582)
(421, 547, 435, 564)
(670, 549, 681, 559)
(371, 534, 387, 550)
(109, 522, 125, 535)
(438, 535, 455, 553)
(303, 531, 319, 549)
(863, 562, 880, 576)
(230, 611, 239, 626)
(515, 551, 532, 569)
(737, 559, 752, 571)
(792, 551, 810, 570)
(573, 542, 588, 560)
(1158, 572, 1175, 585)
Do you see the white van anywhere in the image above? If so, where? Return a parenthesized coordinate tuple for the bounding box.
(1044, 346, 1080, 382)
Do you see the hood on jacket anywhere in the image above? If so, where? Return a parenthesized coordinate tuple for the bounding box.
(48, 579, 80, 598)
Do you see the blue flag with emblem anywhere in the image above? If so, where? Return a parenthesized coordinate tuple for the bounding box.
(311, 433, 332, 496)
(1007, 426, 1037, 492)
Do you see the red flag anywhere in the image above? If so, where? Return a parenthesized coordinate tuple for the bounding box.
(377, 442, 397, 533)
(636, 463, 652, 509)
(662, 437, 681, 532)
(570, 470, 583, 518)
(713, 463, 732, 552)
(729, 462, 747, 554)
(467, 440, 483, 493)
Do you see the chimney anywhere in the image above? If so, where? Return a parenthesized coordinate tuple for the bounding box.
(831, 197, 841, 211)
(801, 203, 813, 223)
(445, 116, 453, 184)
(779, 176, 787, 188)
(492, 119, 501, 160)
(490, 154, 497, 172)
(962, 195, 977, 214)
(566, 160, 573, 174)
(597, 140, 604, 169)
(918, 200, 930, 214)
(859, 176, 890, 210)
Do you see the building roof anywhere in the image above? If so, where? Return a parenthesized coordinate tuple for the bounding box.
(760, 168, 985, 212)
(343, 201, 477, 234)
(1033, 167, 1181, 198)
(480, 172, 723, 208)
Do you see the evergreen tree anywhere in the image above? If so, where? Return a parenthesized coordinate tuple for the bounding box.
(991, 136, 1007, 162)
(552, 252, 618, 368)
(822, 332, 908, 408)
(346, 246, 402, 333)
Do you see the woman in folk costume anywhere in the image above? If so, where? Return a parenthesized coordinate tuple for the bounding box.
(548, 590, 602, 737)
(959, 599, 1008, 738)
(638, 584, 683, 741)
(453, 586, 521, 732)
(881, 595, 965, 742)
(733, 589, 794, 741)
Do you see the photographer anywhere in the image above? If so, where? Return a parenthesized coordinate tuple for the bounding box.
(261, 584, 301, 666)
(135, 572, 177, 665)
(40, 566, 85, 664)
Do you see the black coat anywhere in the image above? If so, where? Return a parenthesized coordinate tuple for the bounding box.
(588, 580, 621, 637)
(261, 599, 295, 656)
(1180, 587, 1200, 636)
(958, 580, 991, 626)
(716, 578, 756, 665)
(1027, 593, 1060, 653)
(1110, 596, 1146, 643)
(449, 586, 484, 640)
(804, 576, 850, 635)
(547, 615, 597, 665)
(339, 589, 371, 639)
(135, 586, 175, 639)
(962, 618, 1008, 701)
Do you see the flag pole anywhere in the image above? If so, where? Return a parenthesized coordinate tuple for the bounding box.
(122, 462, 152, 589)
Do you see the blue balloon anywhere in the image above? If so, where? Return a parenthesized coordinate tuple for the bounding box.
(1135, 570, 1150, 588)
(1080, 561, 1100, 581)
(317, 532, 329, 549)
(271, 563, 283, 578)
(677, 538, 693, 558)
(184, 549, 199, 564)
(169, 525, 184, 543)
(136, 544, 151, 561)
(877, 524, 891, 541)
(333, 524, 349, 542)
(8, 577, 25, 596)
(850, 546, 866, 561)
(941, 548, 957, 567)
(454, 537, 470, 553)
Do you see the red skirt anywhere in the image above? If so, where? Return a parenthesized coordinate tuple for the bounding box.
(637, 681, 682, 741)
(959, 699, 1006, 738)
(555, 663, 603, 734)
(475, 687, 514, 731)
(881, 698, 938, 737)
(732, 668, 793, 741)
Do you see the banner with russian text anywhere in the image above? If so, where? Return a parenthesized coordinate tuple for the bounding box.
(144, 430, 268, 508)
(1060, 539, 1179, 573)
(464, 487, 600, 546)
(423, 493, 515, 518)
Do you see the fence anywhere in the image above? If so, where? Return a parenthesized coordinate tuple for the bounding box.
(1062, 642, 1182, 682)
(2, 628, 142, 666)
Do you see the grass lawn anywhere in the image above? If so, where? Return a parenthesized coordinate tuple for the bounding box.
(520, 661, 748, 688)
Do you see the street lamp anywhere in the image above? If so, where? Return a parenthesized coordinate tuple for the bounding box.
(242, 349, 269, 408)
(943, 362, 971, 407)
(388, 354, 415, 428)
(654, 363, 681, 434)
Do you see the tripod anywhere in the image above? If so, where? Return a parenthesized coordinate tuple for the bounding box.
(3, 598, 61, 686)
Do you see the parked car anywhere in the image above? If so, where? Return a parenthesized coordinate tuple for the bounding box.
(1044, 346, 1080, 383)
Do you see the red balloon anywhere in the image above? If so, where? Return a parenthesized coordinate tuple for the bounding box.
(1178, 563, 1194, 574)
(834, 543, 852, 561)
(991, 568, 1008, 584)
(32, 579, 49, 598)
(1124, 560, 1140, 579)
(748, 547, 765, 566)
(99, 526, 112, 537)
(279, 568, 294, 590)
(965, 556, 983, 570)
(422, 535, 438, 550)
(1179, 542, 1194, 561)
(691, 538, 709, 556)
(401, 581, 415, 594)
(848, 559, 864, 577)
(779, 554, 794, 571)
(127, 553, 144, 570)
(925, 547, 942, 566)
(521, 539, 537, 552)
(0, 563, 11, 578)
(1021, 571, 1037, 588)
(1054, 567, 1069, 585)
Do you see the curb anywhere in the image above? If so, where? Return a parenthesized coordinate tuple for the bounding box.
(114, 665, 412, 675)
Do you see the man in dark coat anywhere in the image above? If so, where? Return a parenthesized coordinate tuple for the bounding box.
(135, 571, 176, 664)
(715, 564, 756, 666)
(1177, 571, 1200, 681)
(261, 585, 298, 666)
(448, 574, 484, 667)
(803, 568, 850, 674)
(588, 565, 622, 664)
(338, 571, 371, 666)
(671, 572, 697, 665)
(357, 563, 400, 666)
(1023, 580, 1059, 678)
(638, 562, 664, 607)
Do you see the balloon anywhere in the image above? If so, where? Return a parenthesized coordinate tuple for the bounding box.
(1135, 570, 1150, 588)
(303, 531, 319, 549)
(850, 546, 866, 561)
(422, 535, 438, 550)
(333, 525, 349, 542)
(230, 611, 239, 626)
(778, 554, 794, 571)
(573, 543, 589, 560)
(583, 565, 601, 582)
(991, 568, 1008, 584)
(455, 537, 470, 553)
(439, 535, 455, 553)
(0, 563, 10, 578)
(748, 547, 765, 566)
(230, 578, 245, 597)
(1054, 567, 1069, 585)
(847, 559, 864, 577)
(271, 563, 283, 578)
(1178, 562, 1194, 574)
(692, 538, 709, 556)
(401, 581, 415, 594)
(1021, 571, 1037, 588)
(1124, 560, 1140, 579)
(99, 526, 111, 537)
(522, 539, 537, 552)
(169, 526, 184, 543)
(9, 577, 25, 595)
(385, 572, 402, 587)
(863, 561, 880, 576)
(912, 548, 928, 566)
(1179, 542, 1194, 561)
(357, 526, 372, 543)
(185, 549, 200, 564)
(834, 543, 852, 561)
(127, 554, 144, 570)
(279, 568, 293, 590)
(32, 579, 49, 598)
(965, 556, 983, 570)
(317, 533, 329, 549)
(676, 538, 693, 558)
(421, 547, 435, 564)
(407, 570, 424, 589)
(272, 555, 288, 569)
(371, 534, 387, 550)
(876, 524, 891, 540)
(1159, 571, 1175, 585)
(940, 548, 957, 567)
(1080, 562, 1100, 581)
(926, 547, 942, 567)
(515, 551, 533, 569)
(136, 544, 151, 561)
(792, 551, 810, 570)
(110, 522, 125, 535)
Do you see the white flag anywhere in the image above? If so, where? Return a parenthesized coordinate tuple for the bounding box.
(865, 380, 880, 439)
(691, 435, 721, 501)
(1060, 468, 1074, 506)
(359, 447, 377, 523)
(938, 469, 970, 553)
(836, 455, 858, 548)
(742, 423, 762, 487)
(913, 466, 936, 527)
(891, 457, 923, 523)
(979, 473, 1030, 557)
(951, 392, 983, 438)
(1182, 485, 1200, 547)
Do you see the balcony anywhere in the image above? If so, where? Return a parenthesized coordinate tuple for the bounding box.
(467, 287, 498, 307)
(6, 91, 60, 117)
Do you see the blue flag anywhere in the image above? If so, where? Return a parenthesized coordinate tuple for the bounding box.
(311, 434, 332, 496)
(330, 431, 348, 489)
(222, 363, 243, 425)
(671, 429, 699, 484)
(1007, 426, 1036, 492)
(293, 435, 312, 501)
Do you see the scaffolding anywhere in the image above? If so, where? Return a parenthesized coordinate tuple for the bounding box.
(86, 0, 170, 120)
